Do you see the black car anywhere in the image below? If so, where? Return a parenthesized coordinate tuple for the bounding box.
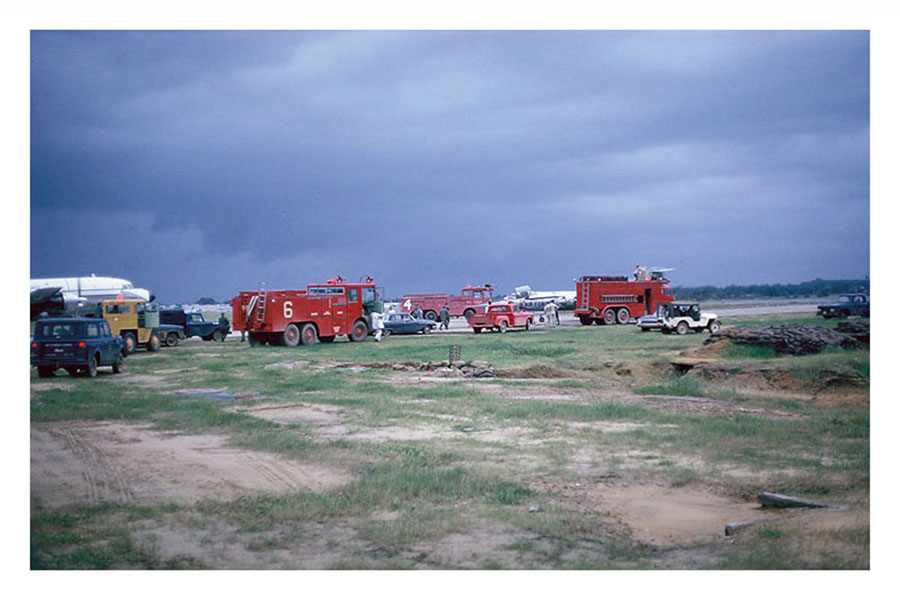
(31, 317, 125, 378)
(160, 309, 230, 342)
(817, 293, 870, 319)
(383, 312, 438, 335)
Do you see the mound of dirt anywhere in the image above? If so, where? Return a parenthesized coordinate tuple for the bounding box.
(495, 364, 571, 379)
(684, 337, 733, 358)
(707, 324, 860, 355)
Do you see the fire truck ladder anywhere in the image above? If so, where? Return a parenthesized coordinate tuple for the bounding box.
(579, 281, 590, 309)
(248, 282, 267, 328)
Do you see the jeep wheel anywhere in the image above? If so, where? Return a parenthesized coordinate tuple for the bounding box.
(165, 332, 180, 347)
(349, 320, 368, 342)
(603, 309, 617, 325)
(122, 332, 137, 355)
(676, 321, 689, 335)
(112, 353, 124, 374)
(146, 333, 161, 352)
(708, 320, 721, 334)
(300, 323, 319, 345)
(283, 324, 301, 347)
(212, 329, 225, 342)
(616, 308, 630, 324)
(85, 354, 98, 378)
(37, 366, 55, 378)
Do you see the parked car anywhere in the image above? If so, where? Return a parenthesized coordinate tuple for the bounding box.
(160, 309, 230, 342)
(383, 312, 437, 335)
(31, 317, 125, 378)
(817, 293, 869, 319)
(655, 302, 721, 335)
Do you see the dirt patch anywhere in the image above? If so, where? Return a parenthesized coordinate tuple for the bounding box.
(594, 483, 772, 546)
(495, 365, 573, 378)
(31, 421, 350, 508)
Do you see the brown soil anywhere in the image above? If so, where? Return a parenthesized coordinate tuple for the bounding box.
(30, 421, 350, 508)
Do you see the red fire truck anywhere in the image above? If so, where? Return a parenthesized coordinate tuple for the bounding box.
(400, 285, 494, 321)
(231, 277, 383, 346)
(573, 274, 675, 326)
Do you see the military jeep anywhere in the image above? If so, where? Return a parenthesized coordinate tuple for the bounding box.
(656, 302, 721, 335)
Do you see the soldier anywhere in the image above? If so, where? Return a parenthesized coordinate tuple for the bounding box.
(412, 306, 423, 320)
(439, 305, 450, 330)
(371, 310, 385, 342)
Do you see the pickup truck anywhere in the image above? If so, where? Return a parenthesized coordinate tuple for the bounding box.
(160, 309, 230, 342)
(467, 302, 535, 333)
(817, 293, 870, 319)
(31, 317, 125, 377)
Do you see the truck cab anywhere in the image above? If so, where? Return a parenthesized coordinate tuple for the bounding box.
(101, 299, 161, 354)
(31, 317, 125, 377)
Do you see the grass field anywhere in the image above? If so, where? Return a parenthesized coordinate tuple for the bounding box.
(30, 313, 869, 569)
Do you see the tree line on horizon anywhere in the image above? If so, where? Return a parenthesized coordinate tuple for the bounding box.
(671, 278, 869, 301)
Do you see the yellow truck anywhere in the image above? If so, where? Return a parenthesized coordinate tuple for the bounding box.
(101, 299, 161, 354)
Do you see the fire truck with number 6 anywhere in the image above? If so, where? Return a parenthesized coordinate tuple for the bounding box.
(232, 277, 383, 346)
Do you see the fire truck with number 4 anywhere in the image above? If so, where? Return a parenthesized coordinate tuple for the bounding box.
(231, 277, 383, 346)
(400, 285, 494, 321)
(573, 272, 675, 326)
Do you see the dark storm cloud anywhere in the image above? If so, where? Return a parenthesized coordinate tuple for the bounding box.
(30, 30, 869, 302)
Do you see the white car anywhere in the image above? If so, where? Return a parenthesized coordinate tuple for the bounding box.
(653, 302, 721, 335)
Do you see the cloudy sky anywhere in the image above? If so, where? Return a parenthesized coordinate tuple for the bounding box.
(29, 30, 869, 303)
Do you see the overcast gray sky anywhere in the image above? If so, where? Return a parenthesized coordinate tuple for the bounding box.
(30, 30, 869, 303)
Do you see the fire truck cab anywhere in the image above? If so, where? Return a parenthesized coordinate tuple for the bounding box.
(231, 277, 383, 346)
(574, 274, 675, 326)
(400, 285, 494, 321)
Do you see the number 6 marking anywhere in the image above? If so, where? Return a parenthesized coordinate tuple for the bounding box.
(284, 301, 293, 319)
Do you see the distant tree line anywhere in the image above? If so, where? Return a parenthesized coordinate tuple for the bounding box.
(671, 278, 869, 301)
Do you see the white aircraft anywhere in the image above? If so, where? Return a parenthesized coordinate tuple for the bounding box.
(30, 275, 153, 320)
(505, 285, 577, 311)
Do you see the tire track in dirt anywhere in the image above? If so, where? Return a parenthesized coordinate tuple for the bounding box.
(56, 425, 135, 504)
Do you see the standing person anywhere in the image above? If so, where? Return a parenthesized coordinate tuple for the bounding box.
(553, 301, 560, 327)
(218, 313, 230, 340)
(371, 310, 385, 342)
(412, 306, 423, 320)
(439, 304, 450, 330)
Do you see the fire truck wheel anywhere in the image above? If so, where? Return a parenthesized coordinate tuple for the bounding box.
(473, 327, 482, 334)
(424, 310, 438, 321)
(349, 320, 368, 342)
(603, 309, 617, 325)
(616, 308, 630, 324)
(301, 323, 319, 345)
(463, 309, 475, 319)
(499, 320, 508, 333)
(248, 333, 261, 346)
(676, 321, 689, 335)
(525, 319, 532, 330)
(283, 324, 301, 346)
(320, 336, 335, 343)
(122, 332, 137, 355)
(578, 315, 594, 326)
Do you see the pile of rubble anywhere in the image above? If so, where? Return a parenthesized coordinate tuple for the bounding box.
(398, 360, 496, 378)
(706, 323, 862, 355)
(836, 318, 870, 344)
